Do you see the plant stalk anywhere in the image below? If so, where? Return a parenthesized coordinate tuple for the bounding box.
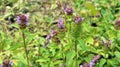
(22, 31, 30, 67)
(75, 41, 78, 67)
(61, 43, 65, 66)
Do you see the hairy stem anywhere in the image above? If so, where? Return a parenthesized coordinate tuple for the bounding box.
(22, 31, 30, 67)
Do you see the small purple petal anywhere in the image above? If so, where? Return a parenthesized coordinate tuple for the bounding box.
(46, 35, 51, 40)
(59, 63, 63, 67)
(58, 18, 65, 29)
(0, 65, 3, 67)
(25, 21, 28, 26)
(9, 61, 13, 66)
(25, 14, 29, 22)
(74, 16, 84, 24)
(50, 30, 56, 37)
(89, 60, 95, 67)
(91, 60, 95, 63)
(80, 65, 83, 67)
(110, 40, 112, 44)
(25, 14, 29, 26)
(16, 16, 22, 24)
(64, 6, 67, 12)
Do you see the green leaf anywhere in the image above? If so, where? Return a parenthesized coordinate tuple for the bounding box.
(86, 37, 94, 45)
(85, 2, 99, 16)
(99, 59, 106, 67)
(107, 60, 116, 67)
(36, 58, 50, 63)
(8, 43, 22, 51)
(14, 53, 27, 65)
(66, 51, 76, 67)
(84, 54, 94, 63)
(114, 51, 120, 58)
(17, 62, 27, 67)
(51, 60, 62, 66)
(79, 39, 86, 50)
(51, 4, 57, 9)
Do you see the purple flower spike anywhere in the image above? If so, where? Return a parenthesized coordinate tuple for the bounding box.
(16, 14, 29, 29)
(64, 7, 73, 15)
(89, 55, 101, 67)
(74, 16, 84, 24)
(44, 30, 58, 48)
(16, 16, 22, 24)
(58, 18, 65, 29)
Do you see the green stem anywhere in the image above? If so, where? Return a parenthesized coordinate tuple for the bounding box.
(75, 41, 78, 67)
(22, 31, 30, 67)
(61, 43, 65, 66)
(69, 22, 72, 49)
(38, 44, 41, 67)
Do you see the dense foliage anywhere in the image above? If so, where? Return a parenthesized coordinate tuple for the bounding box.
(0, 0, 120, 67)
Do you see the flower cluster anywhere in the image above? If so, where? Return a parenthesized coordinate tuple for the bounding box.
(58, 18, 65, 29)
(89, 55, 101, 67)
(103, 39, 112, 47)
(80, 55, 101, 67)
(44, 30, 58, 48)
(64, 7, 73, 15)
(16, 14, 29, 29)
(80, 62, 89, 67)
(74, 15, 84, 24)
(0, 59, 13, 67)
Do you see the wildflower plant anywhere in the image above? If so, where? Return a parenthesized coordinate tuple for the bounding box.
(1, 0, 120, 67)
(71, 15, 84, 67)
(16, 14, 31, 67)
(57, 18, 66, 66)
